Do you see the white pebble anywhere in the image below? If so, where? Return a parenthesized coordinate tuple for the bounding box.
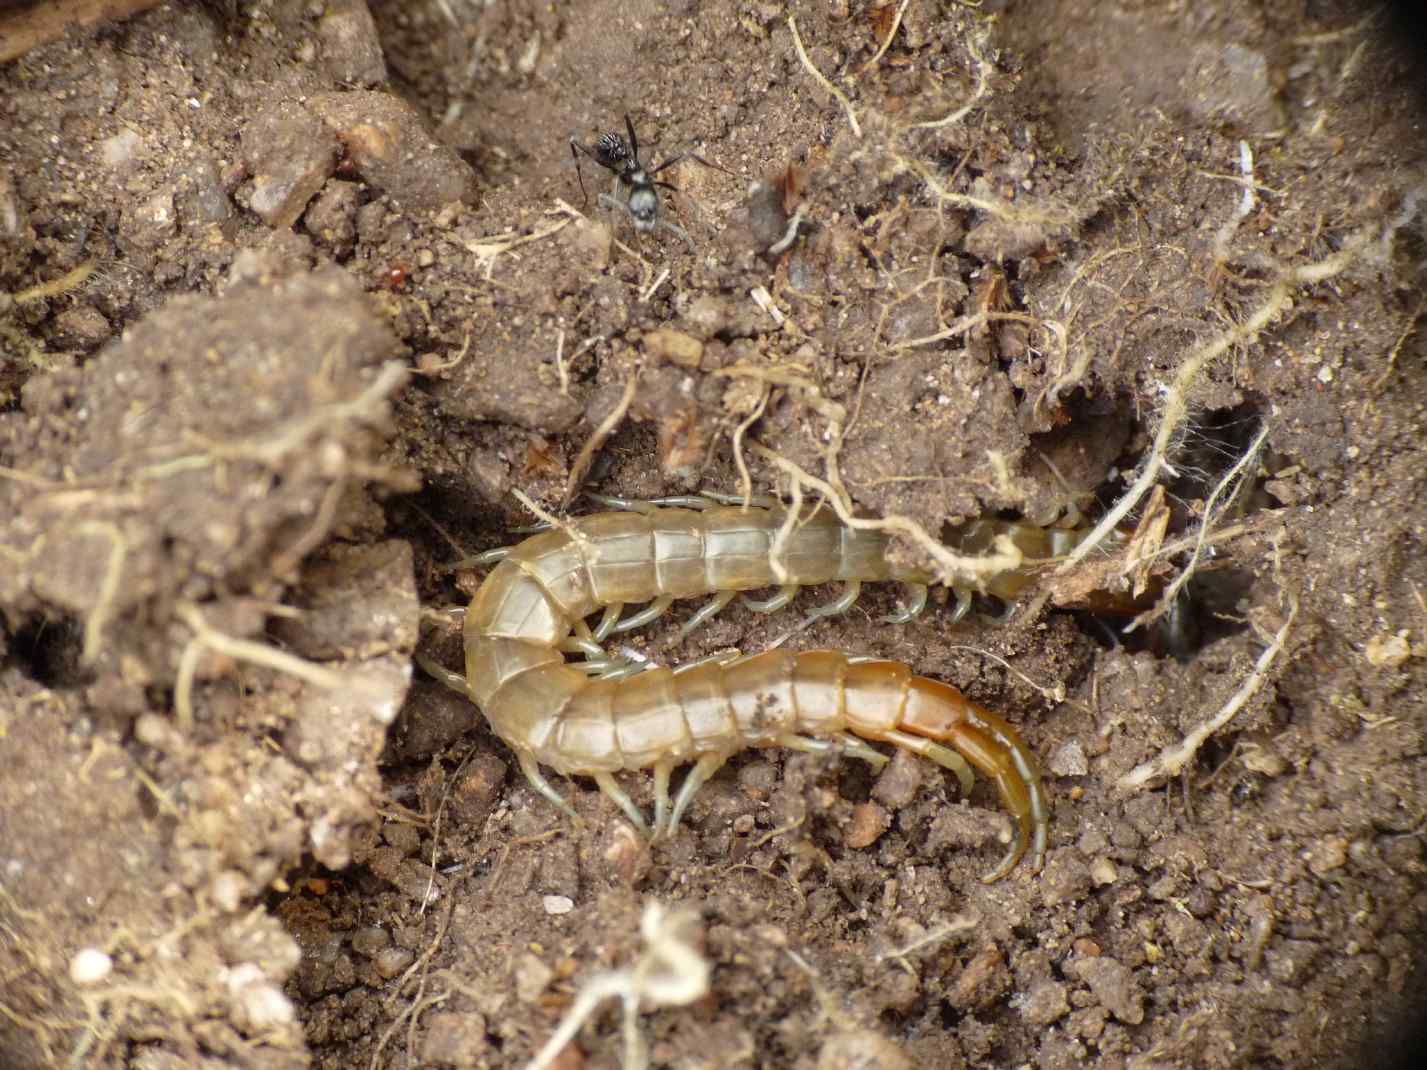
(69, 948, 112, 985)
(542, 895, 574, 915)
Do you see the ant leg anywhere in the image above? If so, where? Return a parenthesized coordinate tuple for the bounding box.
(661, 218, 696, 253)
(651, 151, 732, 178)
(569, 139, 591, 205)
(624, 114, 639, 162)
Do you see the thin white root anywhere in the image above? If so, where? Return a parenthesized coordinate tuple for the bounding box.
(787, 15, 861, 138)
(875, 914, 978, 974)
(1118, 595, 1298, 792)
(749, 441, 1024, 589)
(75, 521, 127, 664)
(1059, 223, 1380, 574)
(855, 0, 911, 76)
(906, 26, 993, 129)
(1125, 423, 1271, 633)
(173, 602, 387, 730)
(526, 902, 709, 1070)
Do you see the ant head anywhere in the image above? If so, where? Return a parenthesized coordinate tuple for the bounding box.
(596, 132, 631, 170)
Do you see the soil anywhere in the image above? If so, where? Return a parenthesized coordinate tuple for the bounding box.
(2, 1, 1426, 1069)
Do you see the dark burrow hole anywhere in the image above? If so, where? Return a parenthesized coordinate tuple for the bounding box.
(1065, 400, 1269, 661)
(5, 612, 89, 687)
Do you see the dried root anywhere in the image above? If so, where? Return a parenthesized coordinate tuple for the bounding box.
(526, 902, 709, 1070)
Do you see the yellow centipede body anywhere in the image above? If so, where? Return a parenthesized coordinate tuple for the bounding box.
(448, 503, 1057, 882)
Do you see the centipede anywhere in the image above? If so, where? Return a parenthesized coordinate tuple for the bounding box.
(424, 495, 1074, 882)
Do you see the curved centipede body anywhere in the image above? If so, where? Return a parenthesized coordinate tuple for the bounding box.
(439, 502, 1062, 882)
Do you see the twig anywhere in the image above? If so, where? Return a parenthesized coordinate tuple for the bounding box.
(1373, 289, 1427, 389)
(787, 15, 861, 138)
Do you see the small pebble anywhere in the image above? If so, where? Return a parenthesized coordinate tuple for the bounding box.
(543, 894, 575, 915)
(69, 948, 112, 985)
(374, 947, 415, 979)
(845, 801, 890, 849)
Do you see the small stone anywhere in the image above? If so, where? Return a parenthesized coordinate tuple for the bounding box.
(871, 747, 924, 809)
(123, 189, 176, 249)
(421, 1010, 490, 1066)
(69, 948, 112, 985)
(0, 165, 27, 241)
(211, 870, 248, 913)
(816, 1029, 912, 1070)
(1365, 632, 1412, 669)
(1018, 978, 1070, 1026)
(317, 0, 388, 86)
(1049, 739, 1089, 777)
(449, 752, 508, 828)
(1090, 857, 1118, 886)
(241, 101, 339, 228)
(543, 895, 575, 915)
(100, 129, 145, 173)
(227, 964, 296, 1028)
(845, 801, 890, 849)
(947, 944, 1009, 1010)
(643, 327, 704, 368)
(1039, 849, 1092, 906)
(351, 926, 392, 957)
(602, 821, 652, 886)
(374, 947, 415, 979)
(51, 305, 111, 349)
(515, 952, 554, 1003)
(1070, 956, 1144, 1024)
(310, 90, 476, 211)
(1242, 746, 1287, 777)
(1307, 836, 1349, 876)
(303, 180, 361, 256)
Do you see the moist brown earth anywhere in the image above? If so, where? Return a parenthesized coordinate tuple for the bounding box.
(2, 2, 1425, 1068)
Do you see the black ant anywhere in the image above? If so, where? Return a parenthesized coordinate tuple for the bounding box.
(569, 114, 728, 251)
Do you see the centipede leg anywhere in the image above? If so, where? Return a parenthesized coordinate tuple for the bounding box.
(882, 583, 929, 625)
(980, 597, 1019, 625)
(594, 772, 650, 832)
(776, 733, 889, 769)
(742, 584, 800, 614)
(652, 761, 674, 835)
(694, 489, 783, 509)
(674, 590, 737, 642)
(415, 651, 471, 697)
(611, 595, 676, 634)
(665, 752, 730, 834)
(445, 545, 515, 571)
(797, 580, 862, 628)
(517, 754, 582, 824)
(877, 728, 976, 794)
(592, 603, 625, 641)
(949, 586, 974, 624)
